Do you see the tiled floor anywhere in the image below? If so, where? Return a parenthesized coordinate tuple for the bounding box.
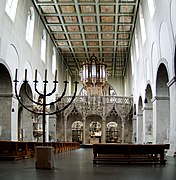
(0, 148, 176, 180)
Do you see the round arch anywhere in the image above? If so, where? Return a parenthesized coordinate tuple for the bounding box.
(143, 83, 153, 143)
(145, 83, 153, 105)
(136, 96, 143, 143)
(0, 63, 12, 140)
(18, 82, 33, 141)
(71, 121, 83, 143)
(154, 63, 170, 143)
(156, 63, 169, 96)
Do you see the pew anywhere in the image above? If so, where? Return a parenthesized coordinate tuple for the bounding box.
(0, 141, 22, 160)
(0, 141, 80, 160)
(92, 143, 170, 164)
(17, 142, 31, 159)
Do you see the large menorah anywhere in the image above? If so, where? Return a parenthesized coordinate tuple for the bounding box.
(14, 69, 78, 146)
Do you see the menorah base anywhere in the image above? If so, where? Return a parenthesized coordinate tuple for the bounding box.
(35, 146, 54, 169)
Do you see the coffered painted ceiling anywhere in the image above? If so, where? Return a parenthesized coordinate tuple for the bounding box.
(32, 0, 140, 77)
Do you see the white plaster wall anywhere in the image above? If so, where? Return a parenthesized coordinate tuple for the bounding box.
(0, 0, 176, 151)
(126, 0, 176, 155)
(0, 0, 68, 141)
(171, 0, 176, 39)
(129, 0, 175, 106)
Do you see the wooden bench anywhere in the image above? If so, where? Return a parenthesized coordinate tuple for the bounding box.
(0, 141, 80, 160)
(54, 142, 80, 153)
(17, 142, 32, 159)
(92, 143, 170, 165)
(0, 141, 23, 160)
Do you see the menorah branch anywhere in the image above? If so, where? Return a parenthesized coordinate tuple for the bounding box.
(14, 69, 78, 146)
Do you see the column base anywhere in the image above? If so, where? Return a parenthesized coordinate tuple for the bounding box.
(35, 146, 54, 169)
(167, 149, 176, 157)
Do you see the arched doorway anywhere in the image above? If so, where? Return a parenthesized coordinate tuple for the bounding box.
(137, 96, 143, 143)
(32, 95, 44, 142)
(143, 84, 153, 143)
(89, 121, 101, 144)
(18, 83, 33, 141)
(106, 122, 118, 143)
(71, 121, 83, 143)
(154, 63, 170, 143)
(0, 63, 12, 140)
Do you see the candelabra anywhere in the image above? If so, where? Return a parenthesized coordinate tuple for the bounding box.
(14, 69, 78, 146)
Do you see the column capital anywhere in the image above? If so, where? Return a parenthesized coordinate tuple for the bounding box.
(132, 116, 137, 121)
(143, 106, 153, 111)
(0, 93, 13, 97)
(136, 113, 143, 117)
(151, 96, 170, 102)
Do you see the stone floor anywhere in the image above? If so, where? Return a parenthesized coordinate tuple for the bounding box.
(0, 148, 176, 180)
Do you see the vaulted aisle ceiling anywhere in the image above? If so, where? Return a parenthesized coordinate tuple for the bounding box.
(32, 0, 140, 77)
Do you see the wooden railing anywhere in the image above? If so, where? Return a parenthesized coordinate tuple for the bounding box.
(0, 141, 80, 160)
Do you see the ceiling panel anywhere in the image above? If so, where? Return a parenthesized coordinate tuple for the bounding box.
(32, 0, 140, 77)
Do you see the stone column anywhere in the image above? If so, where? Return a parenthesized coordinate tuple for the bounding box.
(0, 93, 12, 140)
(152, 96, 170, 144)
(101, 117, 106, 143)
(121, 121, 125, 143)
(121, 115, 126, 143)
(136, 113, 143, 143)
(23, 104, 33, 141)
(143, 105, 153, 143)
(49, 114, 56, 141)
(64, 118, 67, 142)
(132, 116, 137, 143)
(82, 117, 86, 144)
(167, 77, 176, 156)
(11, 95, 18, 141)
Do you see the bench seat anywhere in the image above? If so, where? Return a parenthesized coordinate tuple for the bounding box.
(92, 144, 169, 165)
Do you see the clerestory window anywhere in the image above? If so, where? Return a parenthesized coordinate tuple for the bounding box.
(147, 0, 156, 18)
(5, 0, 18, 22)
(41, 29, 46, 63)
(25, 7, 35, 46)
(139, 5, 147, 45)
(52, 47, 56, 75)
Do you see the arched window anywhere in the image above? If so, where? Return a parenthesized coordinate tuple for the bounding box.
(52, 47, 56, 75)
(25, 7, 35, 46)
(147, 0, 156, 18)
(5, 0, 18, 22)
(41, 29, 46, 63)
(135, 30, 139, 61)
(139, 5, 146, 45)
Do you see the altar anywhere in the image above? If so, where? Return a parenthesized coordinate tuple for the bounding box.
(89, 137, 100, 144)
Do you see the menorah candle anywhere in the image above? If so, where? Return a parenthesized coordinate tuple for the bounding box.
(15, 69, 18, 81)
(25, 69, 27, 81)
(65, 69, 68, 81)
(35, 69, 37, 81)
(55, 70, 57, 81)
(75, 69, 78, 81)
(45, 69, 47, 81)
